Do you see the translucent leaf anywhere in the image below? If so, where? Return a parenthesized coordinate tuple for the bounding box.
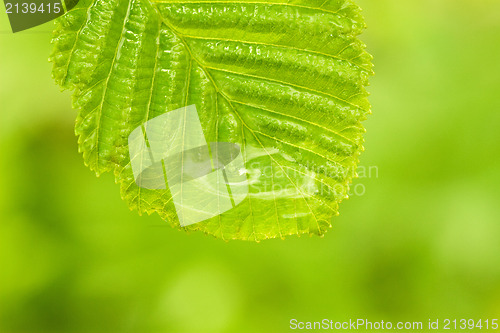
(50, 0, 373, 241)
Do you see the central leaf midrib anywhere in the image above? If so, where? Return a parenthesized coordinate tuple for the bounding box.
(155, 11, 325, 233)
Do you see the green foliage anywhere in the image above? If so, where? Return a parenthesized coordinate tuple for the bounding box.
(50, 0, 372, 240)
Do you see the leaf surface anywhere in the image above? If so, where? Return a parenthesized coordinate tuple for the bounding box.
(50, 0, 373, 240)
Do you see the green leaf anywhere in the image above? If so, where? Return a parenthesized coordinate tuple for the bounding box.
(50, 0, 373, 241)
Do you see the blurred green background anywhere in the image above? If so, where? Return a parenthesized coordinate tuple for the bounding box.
(1, 1, 500, 332)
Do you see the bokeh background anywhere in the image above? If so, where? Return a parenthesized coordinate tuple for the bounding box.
(1, 0, 500, 332)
